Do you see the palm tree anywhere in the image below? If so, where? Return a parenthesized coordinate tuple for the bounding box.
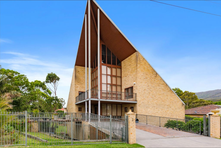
(0, 95, 12, 111)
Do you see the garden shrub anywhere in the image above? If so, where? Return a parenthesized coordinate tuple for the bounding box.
(181, 120, 201, 133)
(164, 117, 203, 134)
(3, 125, 20, 144)
(164, 120, 185, 130)
(10, 119, 31, 132)
(185, 115, 194, 120)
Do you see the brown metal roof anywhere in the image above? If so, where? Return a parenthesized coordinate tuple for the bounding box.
(75, 0, 137, 67)
(185, 105, 221, 115)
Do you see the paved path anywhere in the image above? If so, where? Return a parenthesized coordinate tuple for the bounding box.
(136, 123, 221, 147)
(136, 123, 199, 138)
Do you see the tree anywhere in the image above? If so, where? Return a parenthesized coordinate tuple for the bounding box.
(0, 97, 12, 111)
(191, 99, 213, 108)
(0, 68, 21, 111)
(172, 88, 214, 109)
(180, 91, 198, 109)
(172, 88, 183, 97)
(0, 67, 65, 112)
(45, 96, 65, 112)
(45, 72, 60, 96)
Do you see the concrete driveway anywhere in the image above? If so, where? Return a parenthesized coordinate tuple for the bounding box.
(136, 124, 221, 147)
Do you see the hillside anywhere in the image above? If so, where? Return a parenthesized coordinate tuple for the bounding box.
(196, 89, 221, 101)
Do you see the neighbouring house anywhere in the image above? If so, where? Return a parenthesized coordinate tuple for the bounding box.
(67, 0, 185, 119)
(185, 105, 221, 117)
(55, 108, 67, 113)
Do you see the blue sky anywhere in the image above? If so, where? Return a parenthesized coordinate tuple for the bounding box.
(1, 0, 221, 105)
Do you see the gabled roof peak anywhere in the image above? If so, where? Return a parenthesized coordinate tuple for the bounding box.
(75, 0, 137, 67)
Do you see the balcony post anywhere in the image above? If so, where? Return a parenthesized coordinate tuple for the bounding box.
(88, 0, 91, 122)
(85, 14, 87, 119)
(97, 8, 101, 119)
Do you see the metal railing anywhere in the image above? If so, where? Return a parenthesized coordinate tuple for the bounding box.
(76, 89, 137, 103)
(136, 114, 202, 134)
(0, 111, 128, 147)
(0, 111, 27, 147)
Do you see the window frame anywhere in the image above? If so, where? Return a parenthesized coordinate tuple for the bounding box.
(125, 86, 133, 99)
(78, 107, 82, 112)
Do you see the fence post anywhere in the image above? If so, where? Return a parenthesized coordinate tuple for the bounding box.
(208, 115, 210, 137)
(176, 119, 178, 130)
(126, 110, 136, 144)
(96, 118, 98, 140)
(210, 110, 220, 138)
(203, 115, 207, 136)
(146, 115, 147, 125)
(125, 115, 128, 143)
(71, 113, 73, 145)
(199, 121, 201, 135)
(25, 111, 27, 146)
(109, 115, 112, 143)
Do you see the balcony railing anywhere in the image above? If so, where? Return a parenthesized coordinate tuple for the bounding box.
(76, 89, 137, 103)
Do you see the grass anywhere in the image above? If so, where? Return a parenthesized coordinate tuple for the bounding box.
(12, 131, 144, 148)
(27, 132, 66, 142)
(55, 125, 67, 133)
(14, 132, 145, 147)
(11, 143, 144, 148)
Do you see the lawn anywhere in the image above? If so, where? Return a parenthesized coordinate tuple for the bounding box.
(11, 143, 144, 148)
(15, 132, 144, 147)
(55, 125, 67, 133)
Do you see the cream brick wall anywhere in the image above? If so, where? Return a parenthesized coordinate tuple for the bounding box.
(127, 111, 136, 144)
(122, 52, 185, 119)
(210, 115, 220, 138)
(67, 66, 88, 113)
(68, 52, 185, 119)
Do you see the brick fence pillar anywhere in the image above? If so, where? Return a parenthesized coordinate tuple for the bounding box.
(126, 110, 136, 144)
(210, 110, 220, 138)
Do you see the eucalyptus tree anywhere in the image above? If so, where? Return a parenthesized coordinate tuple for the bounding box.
(45, 72, 60, 96)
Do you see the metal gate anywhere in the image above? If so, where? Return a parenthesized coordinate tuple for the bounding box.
(203, 115, 210, 136)
(136, 114, 202, 134)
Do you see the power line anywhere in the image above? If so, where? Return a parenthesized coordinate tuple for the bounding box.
(150, 0, 221, 17)
(204, 0, 221, 6)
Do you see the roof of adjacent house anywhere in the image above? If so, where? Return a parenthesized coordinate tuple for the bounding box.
(55, 108, 66, 112)
(185, 105, 221, 115)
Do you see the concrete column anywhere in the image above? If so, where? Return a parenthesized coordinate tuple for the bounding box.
(88, 0, 91, 120)
(97, 8, 100, 117)
(210, 110, 220, 138)
(126, 110, 136, 144)
(85, 14, 87, 116)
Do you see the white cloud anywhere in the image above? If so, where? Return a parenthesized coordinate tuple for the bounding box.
(0, 39, 12, 44)
(0, 52, 73, 106)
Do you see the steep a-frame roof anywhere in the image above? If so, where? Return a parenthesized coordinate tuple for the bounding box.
(74, 0, 185, 106)
(75, 0, 137, 67)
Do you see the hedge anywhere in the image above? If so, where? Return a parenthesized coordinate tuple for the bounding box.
(164, 118, 203, 134)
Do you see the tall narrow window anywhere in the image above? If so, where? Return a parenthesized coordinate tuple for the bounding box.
(107, 48, 111, 65)
(102, 45, 106, 64)
(117, 58, 121, 66)
(100, 44, 122, 100)
(112, 53, 116, 65)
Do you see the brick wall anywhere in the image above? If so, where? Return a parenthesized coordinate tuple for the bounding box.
(122, 52, 185, 119)
(67, 66, 88, 113)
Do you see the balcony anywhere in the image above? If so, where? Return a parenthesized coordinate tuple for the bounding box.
(76, 89, 137, 104)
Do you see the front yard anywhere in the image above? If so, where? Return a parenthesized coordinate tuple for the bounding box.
(9, 143, 144, 148)
(13, 132, 143, 147)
